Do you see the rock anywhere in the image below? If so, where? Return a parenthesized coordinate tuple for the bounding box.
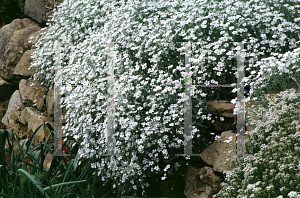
(14, 49, 36, 80)
(19, 79, 48, 110)
(204, 100, 235, 118)
(184, 165, 223, 198)
(203, 100, 238, 133)
(6, 120, 28, 140)
(0, 18, 40, 85)
(26, 107, 53, 145)
(24, 0, 47, 24)
(2, 90, 22, 126)
(0, 99, 9, 129)
(200, 130, 244, 173)
(44, 155, 53, 170)
(204, 99, 261, 132)
(2, 86, 53, 143)
(11, 104, 26, 125)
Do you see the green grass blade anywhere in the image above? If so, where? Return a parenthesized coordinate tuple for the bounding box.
(25, 122, 46, 151)
(43, 180, 86, 191)
(0, 192, 12, 198)
(0, 165, 12, 195)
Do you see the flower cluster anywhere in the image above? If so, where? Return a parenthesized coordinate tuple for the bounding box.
(28, 0, 300, 196)
(213, 88, 300, 198)
(242, 47, 300, 110)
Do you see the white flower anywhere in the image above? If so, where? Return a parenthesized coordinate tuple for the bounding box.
(223, 136, 232, 143)
(231, 99, 236, 104)
(288, 191, 300, 198)
(162, 149, 168, 155)
(200, 20, 208, 28)
(154, 166, 160, 171)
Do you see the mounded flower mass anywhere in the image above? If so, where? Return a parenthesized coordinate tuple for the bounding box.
(29, 0, 300, 196)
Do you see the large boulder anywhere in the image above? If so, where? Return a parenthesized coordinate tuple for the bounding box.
(200, 130, 244, 173)
(24, 0, 65, 25)
(0, 18, 40, 85)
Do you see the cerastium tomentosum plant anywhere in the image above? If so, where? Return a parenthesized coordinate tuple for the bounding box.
(28, 0, 300, 196)
(213, 88, 300, 198)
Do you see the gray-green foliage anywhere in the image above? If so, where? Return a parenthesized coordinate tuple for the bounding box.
(29, 0, 300, 196)
(244, 47, 300, 109)
(213, 88, 300, 198)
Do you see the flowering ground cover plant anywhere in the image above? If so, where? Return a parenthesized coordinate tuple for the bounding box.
(213, 88, 300, 198)
(28, 0, 300, 196)
(242, 47, 300, 110)
(212, 46, 300, 197)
